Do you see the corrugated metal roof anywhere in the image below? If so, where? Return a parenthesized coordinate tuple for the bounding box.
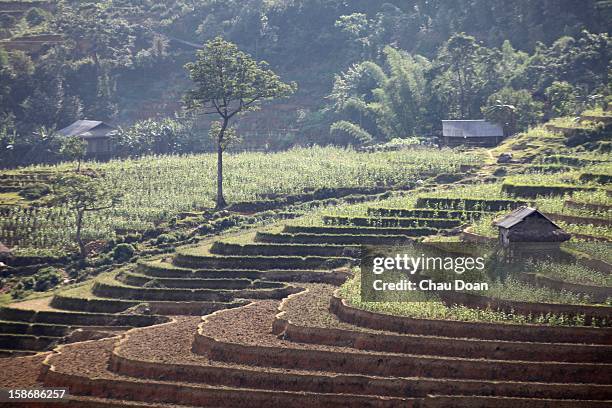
(494, 206, 560, 229)
(58, 120, 116, 139)
(442, 120, 503, 138)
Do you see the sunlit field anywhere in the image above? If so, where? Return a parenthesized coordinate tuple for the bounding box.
(1, 146, 479, 253)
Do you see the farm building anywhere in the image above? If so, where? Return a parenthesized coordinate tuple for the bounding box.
(494, 206, 571, 246)
(442, 120, 504, 146)
(58, 120, 116, 159)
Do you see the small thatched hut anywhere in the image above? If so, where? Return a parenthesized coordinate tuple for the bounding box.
(494, 207, 570, 246)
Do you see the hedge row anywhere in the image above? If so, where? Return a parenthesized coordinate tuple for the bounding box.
(579, 173, 612, 184)
(135, 260, 196, 277)
(138, 262, 265, 280)
(118, 271, 256, 290)
(51, 292, 247, 316)
(91, 280, 235, 302)
(138, 262, 348, 285)
(92, 277, 292, 302)
(173, 253, 352, 270)
(210, 241, 359, 258)
(542, 155, 606, 166)
(227, 186, 392, 213)
(283, 225, 438, 236)
(522, 164, 574, 174)
(50, 292, 139, 314)
(501, 183, 599, 198)
(415, 197, 527, 211)
(255, 232, 412, 245)
(367, 208, 487, 219)
(323, 216, 461, 229)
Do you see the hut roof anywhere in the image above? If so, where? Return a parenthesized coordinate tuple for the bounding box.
(0, 241, 10, 254)
(494, 206, 560, 229)
(58, 120, 117, 140)
(442, 120, 503, 138)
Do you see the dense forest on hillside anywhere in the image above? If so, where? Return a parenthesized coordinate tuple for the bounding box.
(0, 0, 610, 166)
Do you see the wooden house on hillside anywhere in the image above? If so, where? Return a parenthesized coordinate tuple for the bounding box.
(442, 120, 504, 147)
(58, 120, 116, 159)
(494, 207, 571, 246)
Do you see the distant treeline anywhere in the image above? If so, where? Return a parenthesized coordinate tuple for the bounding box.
(0, 0, 610, 165)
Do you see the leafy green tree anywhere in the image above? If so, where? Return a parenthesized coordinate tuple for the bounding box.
(60, 136, 87, 172)
(328, 47, 430, 144)
(184, 37, 296, 209)
(483, 87, 543, 134)
(335, 13, 372, 59)
(544, 81, 579, 117)
(114, 118, 199, 157)
(432, 33, 500, 119)
(52, 174, 121, 259)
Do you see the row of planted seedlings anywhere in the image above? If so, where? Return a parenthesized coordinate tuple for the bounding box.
(342, 190, 611, 325)
(318, 190, 529, 240)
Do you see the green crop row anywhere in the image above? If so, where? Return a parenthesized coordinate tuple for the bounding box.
(255, 231, 413, 245)
(1, 146, 480, 252)
(501, 182, 598, 198)
(367, 208, 488, 219)
(415, 197, 526, 211)
(210, 241, 358, 257)
(323, 216, 462, 229)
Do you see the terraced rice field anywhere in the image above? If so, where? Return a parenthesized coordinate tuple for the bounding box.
(0, 185, 610, 406)
(0, 112, 610, 406)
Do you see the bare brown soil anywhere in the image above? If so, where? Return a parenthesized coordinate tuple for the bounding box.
(0, 353, 47, 388)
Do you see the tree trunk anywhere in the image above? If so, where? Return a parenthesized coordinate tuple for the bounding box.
(76, 209, 86, 259)
(77, 158, 81, 173)
(215, 119, 228, 209)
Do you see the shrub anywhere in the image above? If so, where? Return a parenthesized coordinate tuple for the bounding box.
(565, 123, 610, 147)
(122, 233, 142, 243)
(33, 266, 63, 291)
(493, 168, 507, 177)
(0, 14, 16, 28)
(10, 267, 63, 297)
(113, 243, 135, 263)
(19, 183, 51, 200)
(156, 233, 177, 244)
(25, 8, 46, 26)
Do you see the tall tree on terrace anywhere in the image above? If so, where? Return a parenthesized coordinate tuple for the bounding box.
(184, 37, 296, 209)
(52, 174, 121, 259)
